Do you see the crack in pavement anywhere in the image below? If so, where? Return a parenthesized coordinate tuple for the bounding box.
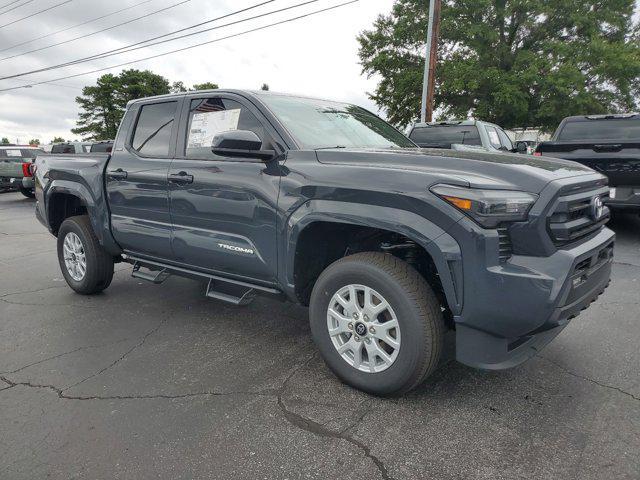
(62, 317, 169, 391)
(274, 354, 393, 480)
(0, 338, 131, 375)
(538, 355, 639, 401)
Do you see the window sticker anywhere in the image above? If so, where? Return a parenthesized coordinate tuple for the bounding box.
(187, 109, 241, 148)
(487, 129, 500, 146)
(6, 149, 21, 157)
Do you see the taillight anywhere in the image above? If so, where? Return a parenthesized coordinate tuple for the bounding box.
(533, 152, 542, 157)
(22, 162, 33, 177)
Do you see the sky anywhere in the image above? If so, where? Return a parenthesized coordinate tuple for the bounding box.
(0, 0, 396, 143)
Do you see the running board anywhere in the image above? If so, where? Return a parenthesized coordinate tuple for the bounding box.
(131, 262, 171, 284)
(206, 279, 256, 306)
(123, 254, 282, 305)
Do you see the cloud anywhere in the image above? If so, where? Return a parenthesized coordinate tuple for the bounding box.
(0, 0, 395, 143)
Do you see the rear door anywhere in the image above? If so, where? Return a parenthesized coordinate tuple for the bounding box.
(106, 100, 181, 260)
(168, 93, 282, 283)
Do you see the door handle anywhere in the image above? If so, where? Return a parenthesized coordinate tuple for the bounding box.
(168, 171, 194, 184)
(107, 168, 128, 180)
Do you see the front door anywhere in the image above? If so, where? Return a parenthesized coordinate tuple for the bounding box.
(168, 95, 282, 283)
(106, 100, 179, 260)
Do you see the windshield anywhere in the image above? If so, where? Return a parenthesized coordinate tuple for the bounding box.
(409, 125, 482, 147)
(258, 94, 415, 149)
(557, 118, 640, 141)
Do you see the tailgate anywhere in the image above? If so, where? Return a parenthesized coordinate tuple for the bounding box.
(538, 142, 640, 186)
(0, 158, 24, 178)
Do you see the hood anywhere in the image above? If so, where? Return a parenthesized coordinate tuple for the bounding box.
(315, 147, 597, 193)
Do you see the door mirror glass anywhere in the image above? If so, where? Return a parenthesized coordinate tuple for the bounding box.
(212, 130, 276, 161)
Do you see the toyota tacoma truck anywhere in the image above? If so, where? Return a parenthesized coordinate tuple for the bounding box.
(34, 90, 614, 395)
(536, 113, 640, 211)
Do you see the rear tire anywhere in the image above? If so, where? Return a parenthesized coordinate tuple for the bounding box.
(19, 186, 35, 198)
(57, 215, 114, 295)
(309, 252, 444, 396)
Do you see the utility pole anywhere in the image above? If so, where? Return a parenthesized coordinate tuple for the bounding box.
(420, 0, 441, 123)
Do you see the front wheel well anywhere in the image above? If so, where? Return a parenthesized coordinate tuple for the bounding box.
(292, 222, 452, 326)
(48, 193, 88, 235)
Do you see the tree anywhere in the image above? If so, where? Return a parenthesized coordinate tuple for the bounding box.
(192, 82, 219, 91)
(72, 69, 171, 140)
(260, 83, 270, 91)
(28, 139, 40, 145)
(1, 137, 9, 144)
(358, 1, 640, 131)
(51, 136, 65, 144)
(171, 81, 188, 93)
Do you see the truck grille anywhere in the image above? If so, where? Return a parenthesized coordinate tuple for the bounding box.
(548, 188, 610, 246)
(497, 227, 513, 262)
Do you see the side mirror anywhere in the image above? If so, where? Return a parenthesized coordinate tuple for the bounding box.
(515, 141, 528, 154)
(212, 130, 276, 161)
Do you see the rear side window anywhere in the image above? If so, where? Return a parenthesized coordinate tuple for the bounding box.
(131, 102, 177, 157)
(90, 142, 112, 153)
(409, 125, 481, 147)
(557, 118, 640, 141)
(20, 149, 44, 158)
(485, 126, 502, 149)
(51, 144, 74, 154)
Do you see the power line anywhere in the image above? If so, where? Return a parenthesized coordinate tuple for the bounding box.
(0, 0, 158, 54)
(0, 0, 74, 29)
(0, 0, 23, 9)
(0, 0, 192, 60)
(0, 0, 33, 17)
(1, 0, 322, 79)
(0, 0, 191, 62)
(0, 0, 275, 62)
(0, 0, 360, 93)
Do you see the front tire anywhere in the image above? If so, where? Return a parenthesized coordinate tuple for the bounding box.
(19, 186, 35, 198)
(309, 252, 444, 396)
(57, 215, 114, 295)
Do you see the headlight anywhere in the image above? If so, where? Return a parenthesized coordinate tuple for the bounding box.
(430, 184, 538, 228)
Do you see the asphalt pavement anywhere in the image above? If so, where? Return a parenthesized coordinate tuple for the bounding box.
(1, 191, 639, 480)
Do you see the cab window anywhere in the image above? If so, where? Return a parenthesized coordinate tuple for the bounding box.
(184, 98, 266, 160)
(131, 101, 177, 157)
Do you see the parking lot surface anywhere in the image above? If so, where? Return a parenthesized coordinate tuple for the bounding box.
(1, 191, 639, 480)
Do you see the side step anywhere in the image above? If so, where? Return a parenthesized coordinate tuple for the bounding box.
(123, 254, 283, 306)
(205, 279, 256, 306)
(131, 262, 171, 284)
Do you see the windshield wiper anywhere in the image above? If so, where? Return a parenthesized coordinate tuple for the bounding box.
(314, 145, 347, 150)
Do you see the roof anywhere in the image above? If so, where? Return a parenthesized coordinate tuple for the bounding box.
(562, 113, 640, 122)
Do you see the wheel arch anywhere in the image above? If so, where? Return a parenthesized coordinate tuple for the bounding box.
(281, 200, 463, 316)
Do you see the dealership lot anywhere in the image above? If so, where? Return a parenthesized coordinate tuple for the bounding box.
(0, 191, 638, 479)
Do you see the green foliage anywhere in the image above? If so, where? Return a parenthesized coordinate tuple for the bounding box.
(51, 136, 65, 144)
(28, 138, 40, 145)
(358, 0, 640, 131)
(0, 137, 9, 144)
(171, 81, 188, 93)
(72, 69, 171, 140)
(192, 82, 219, 91)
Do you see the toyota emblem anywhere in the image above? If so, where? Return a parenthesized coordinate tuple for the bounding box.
(590, 196, 604, 220)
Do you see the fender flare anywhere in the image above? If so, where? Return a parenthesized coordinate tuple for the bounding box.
(44, 180, 121, 255)
(281, 199, 463, 315)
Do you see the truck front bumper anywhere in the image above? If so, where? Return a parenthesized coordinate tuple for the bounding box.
(455, 227, 615, 370)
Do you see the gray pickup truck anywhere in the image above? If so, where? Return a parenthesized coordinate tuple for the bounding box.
(536, 114, 640, 211)
(34, 90, 614, 395)
(407, 120, 529, 154)
(0, 145, 44, 197)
